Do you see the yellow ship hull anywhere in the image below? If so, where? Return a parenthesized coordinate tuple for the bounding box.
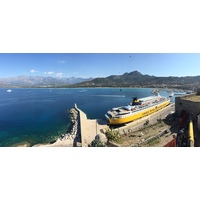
(109, 100, 170, 125)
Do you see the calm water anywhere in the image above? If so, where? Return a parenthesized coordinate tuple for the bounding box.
(0, 88, 173, 147)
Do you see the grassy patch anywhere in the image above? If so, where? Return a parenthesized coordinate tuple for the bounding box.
(114, 119, 171, 147)
(146, 138, 161, 146)
(116, 137, 126, 144)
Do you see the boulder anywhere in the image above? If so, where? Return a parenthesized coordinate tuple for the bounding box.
(95, 133, 108, 144)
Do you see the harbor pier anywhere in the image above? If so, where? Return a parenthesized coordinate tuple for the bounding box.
(34, 104, 108, 147)
(74, 104, 108, 147)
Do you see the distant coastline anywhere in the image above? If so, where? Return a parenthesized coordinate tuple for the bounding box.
(0, 70, 199, 91)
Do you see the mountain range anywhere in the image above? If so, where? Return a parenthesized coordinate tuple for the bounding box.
(69, 71, 200, 91)
(1, 71, 200, 91)
(0, 76, 93, 88)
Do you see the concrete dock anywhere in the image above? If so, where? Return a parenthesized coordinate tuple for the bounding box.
(34, 104, 108, 147)
(118, 103, 175, 134)
(75, 104, 108, 147)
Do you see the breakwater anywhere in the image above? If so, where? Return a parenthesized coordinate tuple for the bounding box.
(34, 103, 107, 147)
(60, 105, 81, 146)
(74, 104, 109, 147)
(45, 104, 82, 147)
(34, 105, 81, 147)
(42, 103, 84, 147)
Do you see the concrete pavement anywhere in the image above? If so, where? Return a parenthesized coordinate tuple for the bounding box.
(117, 103, 175, 134)
(75, 106, 108, 147)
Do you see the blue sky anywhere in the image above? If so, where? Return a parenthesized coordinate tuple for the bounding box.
(0, 53, 200, 78)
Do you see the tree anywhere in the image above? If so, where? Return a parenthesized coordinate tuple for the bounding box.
(105, 128, 121, 142)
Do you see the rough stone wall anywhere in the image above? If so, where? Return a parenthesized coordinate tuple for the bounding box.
(197, 114, 200, 131)
(175, 96, 200, 120)
(197, 88, 200, 95)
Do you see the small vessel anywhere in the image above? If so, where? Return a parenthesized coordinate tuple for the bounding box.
(7, 89, 12, 93)
(173, 92, 186, 96)
(105, 93, 171, 125)
(151, 88, 159, 94)
(79, 89, 87, 93)
(186, 91, 193, 94)
(169, 91, 174, 98)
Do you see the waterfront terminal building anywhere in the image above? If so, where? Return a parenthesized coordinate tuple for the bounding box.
(175, 88, 200, 141)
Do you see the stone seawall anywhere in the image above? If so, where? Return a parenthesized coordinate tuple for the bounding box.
(74, 103, 108, 147)
(61, 106, 81, 146)
(37, 104, 82, 147)
(74, 103, 89, 147)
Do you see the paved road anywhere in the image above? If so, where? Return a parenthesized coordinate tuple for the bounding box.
(117, 103, 175, 133)
(78, 108, 108, 147)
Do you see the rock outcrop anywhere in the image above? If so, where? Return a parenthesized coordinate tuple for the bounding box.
(58, 105, 81, 146)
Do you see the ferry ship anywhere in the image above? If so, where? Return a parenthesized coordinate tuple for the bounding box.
(105, 93, 171, 125)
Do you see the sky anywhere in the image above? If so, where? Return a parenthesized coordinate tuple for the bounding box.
(0, 53, 200, 78)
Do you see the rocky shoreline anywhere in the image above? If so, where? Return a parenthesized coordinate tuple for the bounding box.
(59, 106, 81, 144)
(33, 105, 81, 147)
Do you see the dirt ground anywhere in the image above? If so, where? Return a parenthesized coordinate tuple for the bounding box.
(111, 117, 179, 147)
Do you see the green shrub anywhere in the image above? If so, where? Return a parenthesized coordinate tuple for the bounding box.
(89, 139, 106, 147)
(105, 128, 121, 142)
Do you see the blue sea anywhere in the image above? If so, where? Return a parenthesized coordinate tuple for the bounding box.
(0, 88, 174, 147)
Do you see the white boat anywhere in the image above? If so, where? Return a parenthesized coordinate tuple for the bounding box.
(169, 92, 174, 97)
(7, 89, 12, 93)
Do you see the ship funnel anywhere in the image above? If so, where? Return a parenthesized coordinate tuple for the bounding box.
(133, 97, 138, 101)
(132, 97, 139, 105)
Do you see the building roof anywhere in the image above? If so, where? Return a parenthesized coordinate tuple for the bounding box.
(181, 94, 200, 102)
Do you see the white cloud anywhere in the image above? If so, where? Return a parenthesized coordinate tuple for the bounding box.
(44, 71, 63, 77)
(30, 69, 39, 73)
(44, 71, 54, 75)
(55, 73, 63, 77)
(58, 60, 65, 64)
